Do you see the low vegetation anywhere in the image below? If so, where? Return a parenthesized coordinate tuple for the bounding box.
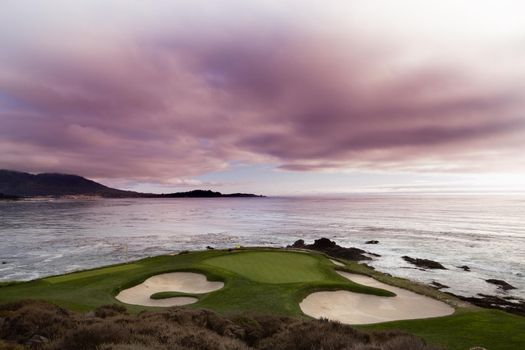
(0, 300, 441, 350)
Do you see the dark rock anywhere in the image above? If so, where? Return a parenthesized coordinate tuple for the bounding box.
(1, 261, 6, 264)
(402, 256, 447, 270)
(360, 263, 375, 270)
(458, 265, 470, 272)
(367, 252, 381, 257)
(365, 240, 379, 244)
(430, 281, 449, 290)
(452, 293, 525, 317)
(206, 246, 215, 250)
(311, 238, 337, 249)
(486, 279, 516, 291)
(291, 239, 305, 248)
(288, 238, 373, 261)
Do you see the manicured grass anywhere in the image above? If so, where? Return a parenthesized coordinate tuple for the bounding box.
(0, 248, 523, 349)
(203, 251, 330, 283)
(150, 291, 202, 300)
(44, 264, 141, 283)
(0, 249, 390, 315)
(362, 308, 525, 350)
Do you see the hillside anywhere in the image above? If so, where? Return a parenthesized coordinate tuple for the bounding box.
(0, 170, 141, 198)
(0, 170, 262, 198)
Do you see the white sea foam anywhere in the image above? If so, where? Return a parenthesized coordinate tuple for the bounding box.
(1, 195, 524, 298)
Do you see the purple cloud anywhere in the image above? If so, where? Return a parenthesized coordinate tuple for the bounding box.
(1, 8, 525, 183)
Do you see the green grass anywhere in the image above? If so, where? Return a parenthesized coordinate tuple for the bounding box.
(0, 249, 390, 314)
(203, 251, 331, 283)
(361, 308, 525, 350)
(0, 248, 523, 349)
(149, 291, 202, 300)
(44, 264, 141, 283)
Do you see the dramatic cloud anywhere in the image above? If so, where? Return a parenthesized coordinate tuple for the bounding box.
(1, 1, 525, 184)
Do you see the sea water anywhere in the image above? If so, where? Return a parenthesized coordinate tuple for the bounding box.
(0, 195, 524, 299)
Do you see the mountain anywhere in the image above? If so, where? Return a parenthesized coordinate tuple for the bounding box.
(0, 170, 263, 198)
(0, 170, 143, 198)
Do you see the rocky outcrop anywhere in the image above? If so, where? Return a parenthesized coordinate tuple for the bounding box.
(430, 281, 449, 290)
(402, 256, 446, 270)
(289, 238, 375, 261)
(486, 279, 516, 291)
(453, 293, 525, 317)
(365, 240, 379, 244)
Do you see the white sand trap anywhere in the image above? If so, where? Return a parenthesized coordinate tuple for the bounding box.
(330, 259, 345, 267)
(300, 271, 454, 324)
(116, 272, 224, 307)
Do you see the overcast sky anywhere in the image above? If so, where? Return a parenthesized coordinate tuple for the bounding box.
(1, 1, 525, 194)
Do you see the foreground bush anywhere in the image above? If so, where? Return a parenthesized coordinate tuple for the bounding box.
(0, 300, 442, 350)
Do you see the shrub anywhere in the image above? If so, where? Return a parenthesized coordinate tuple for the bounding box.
(94, 304, 128, 319)
(0, 301, 442, 350)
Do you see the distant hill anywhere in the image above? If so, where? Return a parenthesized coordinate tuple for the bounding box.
(0, 170, 263, 198)
(159, 189, 262, 198)
(0, 192, 21, 200)
(0, 170, 144, 198)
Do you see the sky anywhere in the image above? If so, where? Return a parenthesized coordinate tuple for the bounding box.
(1, 1, 525, 195)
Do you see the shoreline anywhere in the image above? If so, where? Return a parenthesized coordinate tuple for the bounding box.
(2, 242, 523, 316)
(1, 245, 524, 350)
(2, 195, 524, 303)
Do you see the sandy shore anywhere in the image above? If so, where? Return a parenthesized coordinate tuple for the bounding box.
(115, 272, 224, 307)
(300, 271, 454, 324)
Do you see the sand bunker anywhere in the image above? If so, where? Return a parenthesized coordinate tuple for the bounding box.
(330, 259, 345, 267)
(116, 272, 224, 307)
(300, 271, 454, 324)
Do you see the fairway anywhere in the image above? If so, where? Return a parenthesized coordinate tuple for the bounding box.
(203, 251, 329, 283)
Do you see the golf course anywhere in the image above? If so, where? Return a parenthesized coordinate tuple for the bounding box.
(1, 248, 524, 350)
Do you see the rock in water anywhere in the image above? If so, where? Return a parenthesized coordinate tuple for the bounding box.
(430, 281, 449, 290)
(457, 293, 525, 316)
(289, 238, 375, 261)
(311, 238, 337, 249)
(486, 279, 516, 291)
(365, 240, 379, 244)
(402, 256, 447, 269)
(291, 239, 305, 248)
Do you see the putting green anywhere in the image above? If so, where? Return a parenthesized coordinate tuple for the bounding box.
(203, 251, 329, 283)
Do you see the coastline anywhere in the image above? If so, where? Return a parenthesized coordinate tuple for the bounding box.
(2, 239, 523, 317)
(1, 246, 524, 350)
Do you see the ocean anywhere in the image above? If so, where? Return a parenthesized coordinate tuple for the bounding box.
(1, 195, 524, 299)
